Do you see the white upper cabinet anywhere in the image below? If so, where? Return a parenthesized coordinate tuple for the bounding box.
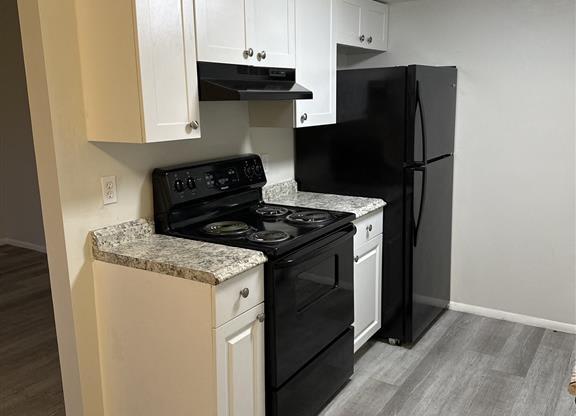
(195, 0, 296, 68)
(76, 0, 201, 143)
(360, 1, 389, 51)
(135, 0, 201, 142)
(248, 0, 296, 68)
(334, 0, 363, 47)
(294, 0, 336, 127)
(194, 0, 249, 66)
(334, 0, 388, 51)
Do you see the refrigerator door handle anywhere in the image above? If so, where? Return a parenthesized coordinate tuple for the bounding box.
(416, 81, 428, 165)
(413, 166, 427, 246)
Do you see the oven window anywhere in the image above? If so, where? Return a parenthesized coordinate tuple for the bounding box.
(295, 255, 338, 312)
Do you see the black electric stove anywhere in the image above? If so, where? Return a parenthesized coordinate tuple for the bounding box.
(170, 202, 354, 257)
(153, 154, 355, 416)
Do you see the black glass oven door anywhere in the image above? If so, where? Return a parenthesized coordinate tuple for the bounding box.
(267, 225, 355, 388)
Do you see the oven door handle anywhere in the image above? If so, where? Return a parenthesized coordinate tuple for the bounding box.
(274, 225, 356, 268)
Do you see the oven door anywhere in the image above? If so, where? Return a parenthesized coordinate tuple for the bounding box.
(266, 224, 355, 388)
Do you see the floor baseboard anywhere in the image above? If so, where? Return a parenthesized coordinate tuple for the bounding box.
(449, 301, 576, 334)
(0, 238, 46, 253)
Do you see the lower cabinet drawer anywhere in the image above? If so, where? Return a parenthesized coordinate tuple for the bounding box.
(213, 266, 264, 328)
(353, 208, 384, 247)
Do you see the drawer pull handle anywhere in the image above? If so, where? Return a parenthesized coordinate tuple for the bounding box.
(240, 288, 250, 298)
(354, 256, 360, 263)
(257, 313, 265, 323)
(367, 224, 373, 232)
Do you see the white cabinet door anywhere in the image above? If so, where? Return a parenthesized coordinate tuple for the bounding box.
(194, 0, 250, 66)
(360, 0, 388, 51)
(247, 0, 296, 68)
(353, 235, 383, 352)
(134, 0, 201, 142)
(215, 304, 265, 416)
(294, 0, 336, 127)
(334, 0, 363, 48)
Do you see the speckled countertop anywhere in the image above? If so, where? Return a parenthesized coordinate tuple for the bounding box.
(264, 180, 385, 219)
(90, 219, 266, 285)
(90, 181, 385, 284)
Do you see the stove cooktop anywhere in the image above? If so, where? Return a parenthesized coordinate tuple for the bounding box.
(168, 203, 355, 257)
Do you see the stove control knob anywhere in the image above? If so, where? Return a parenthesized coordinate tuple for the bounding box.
(244, 165, 254, 177)
(254, 164, 262, 175)
(174, 179, 185, 192)
(240, 288, 250, 298)
(186, 177, 196, 190)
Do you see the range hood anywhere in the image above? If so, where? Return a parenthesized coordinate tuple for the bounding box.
(198, 62, 313, 101)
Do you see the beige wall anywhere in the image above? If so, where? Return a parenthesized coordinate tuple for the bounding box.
(0, 0, 45, 249)
(343, 0, 576, 325)
(17, 0, 295, 414)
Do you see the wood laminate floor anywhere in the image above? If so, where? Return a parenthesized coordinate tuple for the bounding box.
(0, 245, 65, 416)
(2, 245, 574, 416)
(321, 311, 576, 416)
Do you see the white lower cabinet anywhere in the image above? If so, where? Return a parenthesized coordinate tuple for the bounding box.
(353, 216, 383, 352)
(93, 262, 265, 416)
(216, 304, 265, 416)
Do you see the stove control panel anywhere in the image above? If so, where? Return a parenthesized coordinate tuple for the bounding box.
(153, 154, 267, 207)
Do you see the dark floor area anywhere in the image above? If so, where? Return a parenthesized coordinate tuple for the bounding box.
(0, 245, 65, 416)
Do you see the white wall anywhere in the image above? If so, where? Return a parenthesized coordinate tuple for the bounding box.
(0, 0, 45, 249)
(344, 0, 576, 325)
(16, 0, 295, 414)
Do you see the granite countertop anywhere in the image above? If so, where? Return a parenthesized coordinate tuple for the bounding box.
(90, 219, 267, 285)
(264, 180, 386, 219)
(90, 181, 384, 285)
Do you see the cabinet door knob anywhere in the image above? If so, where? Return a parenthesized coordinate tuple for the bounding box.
(359, 35, 366, 42)
(257, 313, 265, 323)
(244, 48, 254, 58)
(367, 224, 373, 232)
(257, 50, 267, 60)
(188, 120, 199, 130)
(300, 113, 308, 123)
(354, 256, 360, 263)
(240, 288, 250, 298)
(367, 36, 373, 44)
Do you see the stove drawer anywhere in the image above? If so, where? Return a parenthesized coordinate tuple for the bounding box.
(353, 208, 383, 247)
(213, 266, 265, 327)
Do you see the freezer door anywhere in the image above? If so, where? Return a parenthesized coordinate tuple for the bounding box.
(405, 156, 453, 342)
(407, 66, 457, 164)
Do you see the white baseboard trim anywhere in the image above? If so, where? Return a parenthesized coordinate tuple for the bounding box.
(449, 302, 576, 334)
(0, 238, 46, 253)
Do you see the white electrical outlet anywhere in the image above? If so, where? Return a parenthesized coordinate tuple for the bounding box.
(261, 154, 270, 173)
(101, 176, 118, 205)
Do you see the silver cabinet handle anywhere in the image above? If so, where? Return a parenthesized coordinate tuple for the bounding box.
(367, 36, 373, 44)
(359, 35, 365, 42)
(300, 113, 308, 123)
(367, 224, 373, 232)
(188, 121, 199, 130)
(243, 48, 254, 58)
(354, 256, 360, 263)
(240, 288, 250, 298)
(257, 50, 267, 60)
(257, 313, 265, 323)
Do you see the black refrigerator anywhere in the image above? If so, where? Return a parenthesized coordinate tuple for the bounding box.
(294, 65, 457, 345)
